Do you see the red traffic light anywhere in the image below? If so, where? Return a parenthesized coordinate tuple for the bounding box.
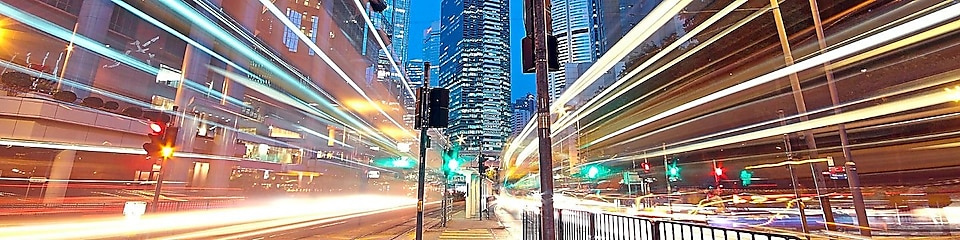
(149, 122, 164, 134)
(714, 167, 724, 176)
(641, 162, 651, 172)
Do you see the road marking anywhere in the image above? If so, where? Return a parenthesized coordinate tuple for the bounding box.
(439, 229, 494, 239)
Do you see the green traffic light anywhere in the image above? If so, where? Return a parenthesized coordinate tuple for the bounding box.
(587, 166, 599, 179)
(446, 158, 460, 171)
(667, 160, 682, 181)
(392, 157, 413, 168)
(740, 169, 753, 186)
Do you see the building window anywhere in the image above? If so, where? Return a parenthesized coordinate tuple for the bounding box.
(282, 8, 302, 52)
(109, 7, 139, 37)
(308, 16, 319, 55)
(41, 0, 81, 15)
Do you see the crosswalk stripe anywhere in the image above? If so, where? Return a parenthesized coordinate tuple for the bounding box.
(439, 228, 494, 239)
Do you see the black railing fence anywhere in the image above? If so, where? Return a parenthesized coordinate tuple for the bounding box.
(523, 208, 802, 240)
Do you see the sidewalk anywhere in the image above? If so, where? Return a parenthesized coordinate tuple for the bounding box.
(402, 204, 520, 239)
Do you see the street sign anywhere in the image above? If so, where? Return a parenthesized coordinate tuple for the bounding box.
(623, 172, 640, 184)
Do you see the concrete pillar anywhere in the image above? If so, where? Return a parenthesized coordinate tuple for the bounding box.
(43, 149, 76, 204)
(206, 127, 238, 193)
(466, 173, 480, 219)
(219, 0, 260, 104)
(62, 0, 114, 97)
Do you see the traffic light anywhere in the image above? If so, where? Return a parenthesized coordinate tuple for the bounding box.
(446, 157, 460, 172)
(667, 160, 682, 182)
(587, 166, 599, 179)
(414, 87, 450, 129)
(478, 155, 488, 176)
(740, 170, 754, 187)
(143, 121, 165, 157)
(640, 162, 651, 173)
(391, 157, 414, 168)
(441, 146, 461, 176)
(714, 167, 724, 177)
(581, 164, 611, 180)
(143, 121, 178, 158)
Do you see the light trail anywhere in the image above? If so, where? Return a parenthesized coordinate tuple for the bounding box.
(349, 0, 417, 99)
(1, 0, 394, 152)
(551, 0, 693, 111)
(0, 195, 417, 239)
(505, 0, 694, 164)
(509, 1, 761, 166)
(584, 3, 960, 147)
(259, 0, 415, 139)
(141, 0, 404, 149)
(612, 16, 960, 150)
(552, 0, 752, 133)
(603, 84, 960, 164)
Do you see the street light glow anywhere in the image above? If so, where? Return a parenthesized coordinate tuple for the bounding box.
(161, 146, 174, 158)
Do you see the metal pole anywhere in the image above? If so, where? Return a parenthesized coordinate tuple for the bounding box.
(151, 156, 166, 212)
(415, 126, 428, 240)
(780, 110, 810, 239)
(442, 173, 448, 227)
(479, 155, 483, 221)
(663, 143, 673, 213)
(769, 0, 836, 229)
(530, 0, 556, 238)
(788, 165, 811, 239)
(807, 0, 868, 235)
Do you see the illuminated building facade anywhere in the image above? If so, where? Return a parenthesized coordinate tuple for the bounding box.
(0, 0, 418, 201)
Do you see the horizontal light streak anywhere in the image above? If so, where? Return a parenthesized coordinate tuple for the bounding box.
(148, 0, 401, 149)
(552, 0, 752, 133)
(744, 158, 833, 170)
(0, 195, 417, 239)
(551, 0, 692, 111)
(510, 1, 762, 167)
(604, 87, 960, 164)
(1, 0, 372, 152)
(585, 3, 960, 147)
(613, 64, 960, 151)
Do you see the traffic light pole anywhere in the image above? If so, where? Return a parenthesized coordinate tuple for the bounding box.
(663, 143, 673, 213)
(415, 124, 428, 240)
(151, 155, 167, 213)
(529, 0, 556, 238)
(441, 172, 448, 227)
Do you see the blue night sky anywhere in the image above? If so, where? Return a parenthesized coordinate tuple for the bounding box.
(406, 0, 536, 101)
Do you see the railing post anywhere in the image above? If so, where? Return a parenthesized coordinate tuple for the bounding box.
(557, 209, 564, 240)
(650, 220, 660, 240)
(587, 212, 597, 240)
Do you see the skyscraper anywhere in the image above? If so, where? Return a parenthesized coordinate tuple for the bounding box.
(511, 93, 537, 135)
(423, 21, 441, 87)
(549, 0, 600, 102)
(385, 0, 412, 66)
(439, 0, 511, 157)
(403, 59, 426, 127)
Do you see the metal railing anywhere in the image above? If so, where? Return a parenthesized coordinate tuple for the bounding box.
(523, 208, 802, 240)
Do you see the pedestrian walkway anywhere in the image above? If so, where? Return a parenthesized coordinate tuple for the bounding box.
(439, 229, 495, 239)
(401, 202, 519, 239)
